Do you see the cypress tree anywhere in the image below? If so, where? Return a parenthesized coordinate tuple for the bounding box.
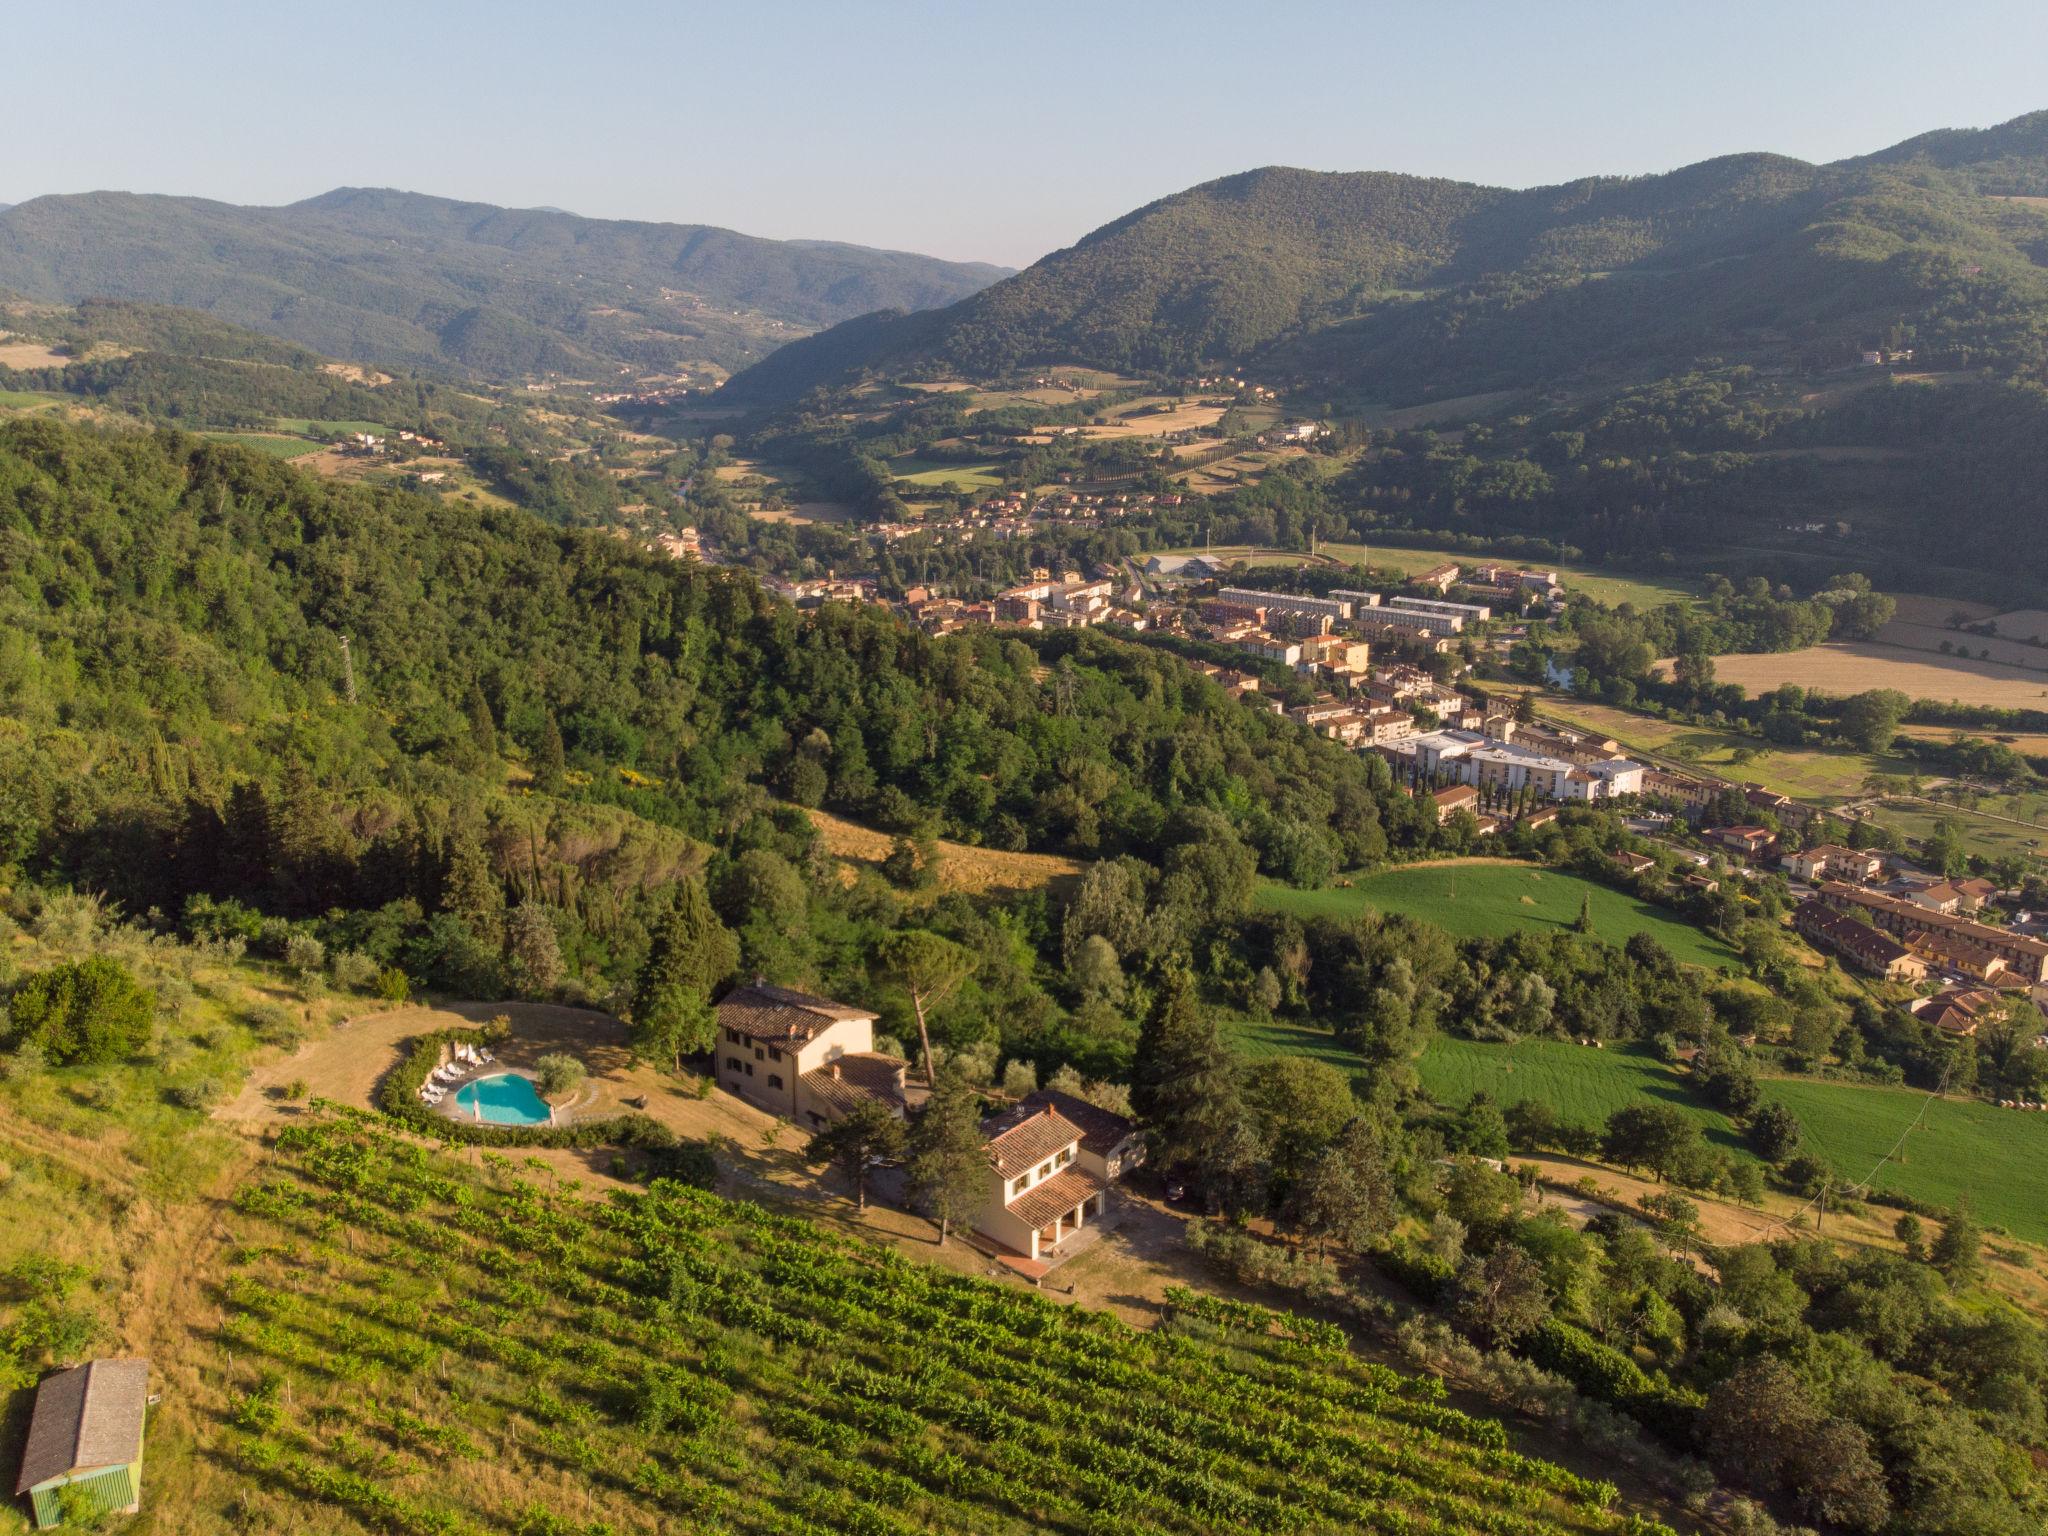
(535, 708, 566, 792)
(466, 682, 498, 763)
(631, 875, 739, 1066)
(906, 1067, 987, 1246)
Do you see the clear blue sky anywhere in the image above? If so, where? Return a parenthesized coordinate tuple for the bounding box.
(10, 0, 2047, 268)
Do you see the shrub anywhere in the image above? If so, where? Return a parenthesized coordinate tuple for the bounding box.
(5, 957, 156, 1065)
(375, 967, 412, 1004)
(329, 950, 381, 992)
(167, 1079, 222, 1110)
(534, 1053, 586, 1100)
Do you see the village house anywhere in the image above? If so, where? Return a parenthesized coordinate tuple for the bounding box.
(1904, 881, 1964, 917)
(1911, 986, 2013, 1039)
(1903, 926, 2010, 983)
(972, 1101, 1107, 1264)
(713, 983, 922, 1130)
(1794, 899, 1929, 982)
(1426, 784, 1480, 824)
(1781, 844, 1883, 884)
(1615, 851, 1659, 880)
(1710, 825, 1776, 862)
(1414, 562, 1462, 593)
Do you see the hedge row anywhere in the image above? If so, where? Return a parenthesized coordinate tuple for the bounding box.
(375, 1020, 702, 1170)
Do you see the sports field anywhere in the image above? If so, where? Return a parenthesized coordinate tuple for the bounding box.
(1254, 861, 1738, 969)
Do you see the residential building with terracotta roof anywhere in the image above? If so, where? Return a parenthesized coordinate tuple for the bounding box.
(713, 984, 920, 1129)
(1781, 844, 1883, 884)
(974, 1102, 1106, 1262)
(1794, 899, 1928, 982)
(1819, 882, 2048, 984)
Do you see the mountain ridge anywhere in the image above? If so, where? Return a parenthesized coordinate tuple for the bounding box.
(721, 111, 2048, 404)
(0, 187, 1010, 379)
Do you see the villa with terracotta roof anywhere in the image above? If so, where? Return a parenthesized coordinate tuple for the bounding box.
(713, 982, 922, 1130)
(973, 1100, 1112, 1263)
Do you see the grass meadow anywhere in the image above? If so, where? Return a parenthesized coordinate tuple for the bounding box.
(1253, 863, 1739, 970)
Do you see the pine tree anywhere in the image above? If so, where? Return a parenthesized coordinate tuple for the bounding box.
(1132, 974, 1246, 1189)
(906, 1067, 987, 1245)
(880, 929, 972, 1084)
(804, 1099, 906, 1211)
(535, 708, 566, 792)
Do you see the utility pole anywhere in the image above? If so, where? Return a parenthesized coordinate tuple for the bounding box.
(338, 635, 358, 705)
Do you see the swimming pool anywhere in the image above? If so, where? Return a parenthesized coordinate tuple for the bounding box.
(453, 1072, 554, 1126)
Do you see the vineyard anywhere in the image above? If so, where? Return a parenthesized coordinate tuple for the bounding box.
(202, 1109, 1677, 1536)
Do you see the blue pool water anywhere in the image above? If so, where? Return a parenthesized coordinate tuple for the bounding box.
(453, 1072, 554, 1125)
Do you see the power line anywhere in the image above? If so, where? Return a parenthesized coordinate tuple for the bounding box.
(1751, 1057, 1956, 1241)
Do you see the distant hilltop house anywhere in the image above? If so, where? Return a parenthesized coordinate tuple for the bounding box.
(15, 1358, 150, 1530)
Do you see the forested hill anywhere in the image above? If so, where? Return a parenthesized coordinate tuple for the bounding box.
(0, 188, 1009, 379)
(0, 415, 1416, 921)
(723, 110, 2048, 402)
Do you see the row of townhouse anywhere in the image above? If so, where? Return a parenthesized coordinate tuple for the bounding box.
(713, 984, 1144, 1265)
(1817, 883, 2048, 984)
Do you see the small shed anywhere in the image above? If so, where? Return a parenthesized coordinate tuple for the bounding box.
(14, 1358, 149, 1529)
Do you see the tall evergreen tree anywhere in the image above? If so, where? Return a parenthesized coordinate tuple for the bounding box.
(1132, 974, 1247, 1190)
(441, 827, 505, 947)
(631, 875, 738, 1066)
(535, 708, 567, 792)
(905, 1067, 987, 1246)
(466, 681, 498, 764)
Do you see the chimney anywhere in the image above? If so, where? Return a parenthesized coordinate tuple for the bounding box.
(830, 1063, 841, 1080)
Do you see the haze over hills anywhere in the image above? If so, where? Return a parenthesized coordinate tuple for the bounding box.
(723, 111, 2048, 403)
(0, 187, 1009, 379)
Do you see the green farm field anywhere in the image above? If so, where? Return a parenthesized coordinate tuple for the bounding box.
(888, 454, 1005, 489)
(201, 431, 323, 460)
(1254, 862, 1738, 970)
(272, 417, 390, 436)
(1413, 1036, 2048, 1245)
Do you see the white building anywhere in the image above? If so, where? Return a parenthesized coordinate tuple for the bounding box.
(1390, 730, 1646, 801)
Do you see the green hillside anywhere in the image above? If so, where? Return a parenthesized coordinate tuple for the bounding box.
(1253, 865, 1738, 969)
(0, 188, 1009, 378)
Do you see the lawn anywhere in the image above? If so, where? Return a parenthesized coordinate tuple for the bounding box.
(1411, 1036, 2048, 1245)
(1254, 862, 1738, 969)
(887, 454, 1005, 489)
(1417, 1035, 1743, 1146)
(0, 387, 66, 410)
